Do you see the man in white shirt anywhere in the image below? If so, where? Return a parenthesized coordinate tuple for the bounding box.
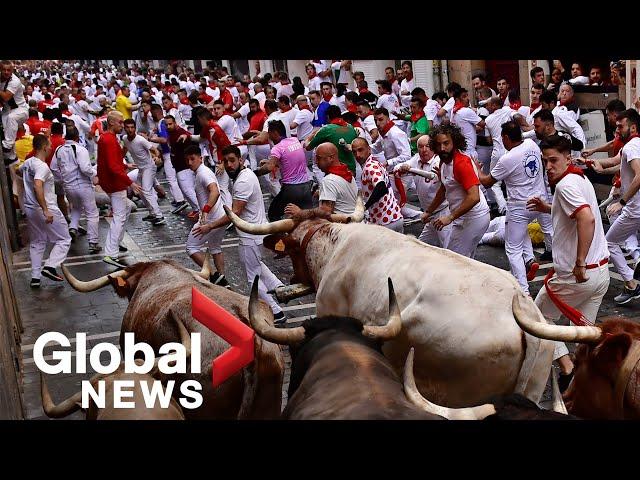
(356, 100, 379, 142)
(395, 135, 451, 247)
(122, 119, 165, 225)
(49, 125, 102, 253)
(17, 134, 71, 287)
(424, 91, 448, 129)
(471, 73, 496, 107)
(1, 60, 30, 163)
(228, 91, 250, 135)
(450, 88, 485, 160)
(211, 99, 246, 159)
(603, 109, 640, 305)
(162, 96, 185, 128)
(527, 133, 610, 389)
(253, 82, 266, 109)
(435, 82, 462, 123)
(399, 61, 415, 108)
(306, 63, 322, 92)
(477, 122, 553, 295)
(184, 145, 229, 287)
(375, 79, 404, 128)
(331, 60, 353, 86)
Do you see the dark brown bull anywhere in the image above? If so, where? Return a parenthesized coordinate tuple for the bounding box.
(40, 316, 191, 420)
(512, 311, 640, 419)
(62, 255, 285, 420)
(248, 276, 443, 420)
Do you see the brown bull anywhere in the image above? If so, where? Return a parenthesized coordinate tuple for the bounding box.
(40, 316, 191, 420)
(248, 276, 443, 420)
(513, 312, 640, 419)
(62, 254, 285, 420)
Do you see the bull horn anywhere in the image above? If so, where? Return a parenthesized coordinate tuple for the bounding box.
(248, 276, 305, 345)
(512, 293, 602, 343)
(362, 278, 403, 341)
(40, 372, 83, 419)
(270, 283, 315, 303)
(62, 264, 130, 293)
(328, 195, 365, 224)
(551, 368, 568, 415)
(224, 205, 295, 234)
(197, 251, 212, 280)
(403, 348, 497, 420)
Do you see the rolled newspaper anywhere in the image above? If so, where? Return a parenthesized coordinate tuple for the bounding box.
(408, 168, 436, 180)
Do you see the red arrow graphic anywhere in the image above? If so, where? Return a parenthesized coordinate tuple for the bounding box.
(191, 287, 255, 387)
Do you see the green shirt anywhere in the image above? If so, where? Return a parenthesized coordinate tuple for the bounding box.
(409, 116, 429, 154)
(307, 123, 358, 174)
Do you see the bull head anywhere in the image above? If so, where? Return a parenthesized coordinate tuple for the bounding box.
(248, 276, 402, 346)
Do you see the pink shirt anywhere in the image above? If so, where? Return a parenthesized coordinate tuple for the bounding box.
(270, 137, 309, 185)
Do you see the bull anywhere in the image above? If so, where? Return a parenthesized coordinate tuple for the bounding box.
(513, 313, 640, 419)
(40, 316, 191, 420)
(248, 276, 443, 420)
(403, 348, 577, 420)
(61, 254, 285, 420)
(224, 199, 557, 408)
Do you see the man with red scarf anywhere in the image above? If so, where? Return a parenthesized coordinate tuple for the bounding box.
(527, 134, 610, 391)
(306, 63, 321, 91)
(525, 83, 545, 125)
(556, 83, 580, 122)
(449, 88, 485, 160)
(217, 77, 235, 114)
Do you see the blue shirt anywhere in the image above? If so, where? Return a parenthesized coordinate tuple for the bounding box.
(157, 119, 170, 154)
(312, 101, 330, 127)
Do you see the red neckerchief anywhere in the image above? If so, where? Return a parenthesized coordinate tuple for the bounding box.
(280, 105, 292, 113)
(326, 162, 353, 183)
(622, 133, 640, 145)
(410, 111, 425, 122)
(347, 104, 357, 113)
(551, 164, 585, 186)
(559, 98, 573, 107)
(380, 121, 396, 137)
(353, 120, 362, 128)
(359, 87, 369, 94)
(510, 101, 522, 110)
(323, 93, 333, 102)
(530, 102, 540, 111)
(613, 134, 624, 155)
(298, 104, 312, 112)
(308, 73, 317, 80)
(499, 92, 508, 102)
(613, 173, 621, 188)
(329, 118, 348, 127)
(62, 110, 72, 117)
(452, 101, 465, 114)
(180, 98, 189, 105)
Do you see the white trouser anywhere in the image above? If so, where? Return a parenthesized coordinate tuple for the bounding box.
(238, 240, 284, 315)
(447, 212, 490, 259)
(2, 107, 28, 158)
(419, 208, 451, 248)
(605, 207, 640, 282)
(104, 190, 131, 257)
(505, 205, 554, 294)
(487, 156, 507, 212)
(176, 168, 199, 211)
(354, 161, 363, 191)
(163, 152, 184, 202)
(66, 187, 100, 243)
(137, 167, 163, 217)
(608, 207, 640, 261)
(383, 218, 404, 233)
(535, 264, 610, 360)
(24, 206, 71, 279)
(186, 221, 226, 256)
(248, 144, 271, 171)
(266, 170, 281, 197)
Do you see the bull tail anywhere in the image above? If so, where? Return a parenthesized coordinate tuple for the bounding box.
(512, 292, 555, 403)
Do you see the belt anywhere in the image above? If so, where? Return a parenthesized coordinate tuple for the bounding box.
(585, 257, 609, 269)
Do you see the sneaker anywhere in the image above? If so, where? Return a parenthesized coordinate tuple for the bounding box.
(41, 266, 64, 282)
(119, 244, 128, 253)
(539, 250, 553, 262)
(209, 271, 230, 287)
(525, 260, 540, 281)
(614, 284, 640, 305)
(171, 201, 189, 214)
(151, 216, 166, 226)
(171, 200, 179, 207)
(142, 214, 155, 222)
(77, 226, 87, 235)
(187, 211, 199, 220)
(103, 256, 127, 269)
(634, 261, 640, 281)
(68, 228, 77, 242)
(88, 243, 102, 254)
(273, 311, 287, 326)
(558, 371, 574, 394)
(30, 278, 41, 289)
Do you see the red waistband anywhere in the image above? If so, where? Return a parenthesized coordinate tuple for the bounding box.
(586, 257, 609, 269)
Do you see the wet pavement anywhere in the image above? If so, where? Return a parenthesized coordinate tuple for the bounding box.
(11, 176, 640, 419)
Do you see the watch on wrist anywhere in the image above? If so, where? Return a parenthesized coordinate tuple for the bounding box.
(620, 198, 627, 206)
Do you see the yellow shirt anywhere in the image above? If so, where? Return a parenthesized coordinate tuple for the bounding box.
(14, 135, 34, 171)
(115, 94, 133, 120)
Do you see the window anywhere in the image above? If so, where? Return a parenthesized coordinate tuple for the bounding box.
(272, 60, 288, 74)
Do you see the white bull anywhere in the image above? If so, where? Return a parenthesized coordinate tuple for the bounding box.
(225, 200, 556, 408)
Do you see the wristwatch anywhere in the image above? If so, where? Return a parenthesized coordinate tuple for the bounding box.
(620, 198, 627, 206)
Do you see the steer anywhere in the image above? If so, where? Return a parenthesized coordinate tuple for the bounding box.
(513, 312, 640, 419)
(40, 316, 191, 420)
(225, 200, 557, 408)
(62, 254, 285, 420)
(403, 348, 578, 420)
(248, 277, 443, 420)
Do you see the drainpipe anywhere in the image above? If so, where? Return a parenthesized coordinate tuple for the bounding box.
(441, 60, 449, 89)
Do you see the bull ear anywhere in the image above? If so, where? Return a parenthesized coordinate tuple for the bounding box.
(109, 275, 130, 298)
(592, 333, 633, 379)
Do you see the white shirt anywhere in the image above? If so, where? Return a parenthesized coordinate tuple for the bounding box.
(50, 141, 95, 190)
(396, 154, 448, 214)
(293, 108, 314, 141)
(235, 102, 251, 134)
(263, 111, 291, 138)
(2, 73, 27, 110)
(552, 172, 609, 274)
(371, 124, 411, 170)
(450, 106, 482, 156)
(424, 99, 443, 127)
(71, 99, 90, 122)
(552, 107, 586, 151)
(216, 114, 243, 144)
(376, 93, 401, 120)
(254, 91, 266, 109)
(206, 86, 220, 100)
(490, 139, 546, 203)
(361, 114, 377, 135)
(123, 134, 156, 169)
(620, 137, 640, 216)
(399, 77, 415, 107)
(319, 173, 358, 215)
(195, 163, 225, 221)
(308, 76, 321, 92)
(331, 61, 351, 84)
(20, 156, 57, 210)
(279, 108, 298, 136)
(485, 106, 517, 162)
(231, 167, 268, 245)
(439, 153, 490, 220)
